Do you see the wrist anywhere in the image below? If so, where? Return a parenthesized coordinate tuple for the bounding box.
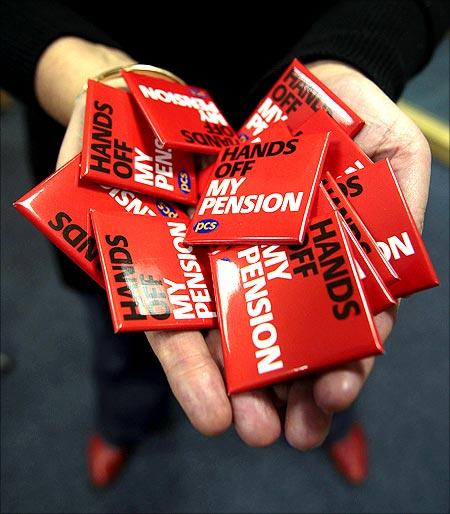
(35, 36, 135, 125)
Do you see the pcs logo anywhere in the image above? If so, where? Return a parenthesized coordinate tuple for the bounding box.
(193, 219, 219, 233)
(189, 87, 209, 99)
(156, 200, 178, 218)
(177, 169, 192, 194)
(238, 132, 250, 142)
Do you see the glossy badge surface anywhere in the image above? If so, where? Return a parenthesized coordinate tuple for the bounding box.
(123, 71, 240, 154)
(91, 211, 216, 332)
(258, 112, 398, 288)
(239, 58, 364, 142)
(334, 160, 439, 297)
(314, 175, 399, 286)
(185, 133, 330, 245)
(81, 80, 197, 205)
(293, 109, 372, 176)
(14, 154, 187, 287)
(210, 210, 382, 394)
(315, 186, 396, 315)
(343, 218, 396, 315)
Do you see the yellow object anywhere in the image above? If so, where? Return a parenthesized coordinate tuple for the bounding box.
(0, 90, 14, 111)
(79, 63, 185, 96)
(398, 100, 449, 167)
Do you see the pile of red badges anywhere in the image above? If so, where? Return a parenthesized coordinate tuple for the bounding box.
(14, 60, 439, 394)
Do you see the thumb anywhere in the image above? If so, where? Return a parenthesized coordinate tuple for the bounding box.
(56, 93, 86, 169)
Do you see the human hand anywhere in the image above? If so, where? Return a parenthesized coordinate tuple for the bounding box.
(145, 61, 432, 450)
(54, 54, 431, 450)
(42, 39, 233, 438)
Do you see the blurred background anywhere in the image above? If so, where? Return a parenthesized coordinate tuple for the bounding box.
(1, 38, 448, 514)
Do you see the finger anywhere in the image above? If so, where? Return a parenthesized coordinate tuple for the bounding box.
(332, 75, 431, 233)
(146, 330, 232, 436)
(272, 383, 290, 407)
(313, 357, 375, 413)
(205, 330, 281, 446)
(313, 307, 397, 413)
(309, 64, 431, 234)
(285, 380, 332, 451)
(231, 390, 282, 447)
(386, 124, 431, 234)
(56, 94, 86, 168)
(204, 328, 224, 371)
(356, 106, 431, 233)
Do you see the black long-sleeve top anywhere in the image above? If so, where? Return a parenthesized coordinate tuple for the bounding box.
(1, 0, 449, 127)
(1, 0, 447, 291)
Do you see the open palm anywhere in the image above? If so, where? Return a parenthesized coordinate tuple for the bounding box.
(58, 61, 431, 450)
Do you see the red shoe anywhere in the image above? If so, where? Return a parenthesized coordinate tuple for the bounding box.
(327, 422, 368, 485)
(87, 433, 130, 487)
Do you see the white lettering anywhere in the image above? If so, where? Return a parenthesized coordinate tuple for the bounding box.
(165, 222, 216, 319)
(256, 346, 284, 374)
(377, 231, 415, 261)
(261, 246, 292, 280)
(198, 191, 302, 216)
(239, 245, 283, 374)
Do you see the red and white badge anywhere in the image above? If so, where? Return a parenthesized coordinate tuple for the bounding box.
(13, 154, 187, 287)
(316, 186, 396, 314)
(243, 117, 294, 144)
(293, 109, 372, 176)
(314, 176, 399, 286)
(81, 80, 197, 205)
(239, 58, 364, 142)
(334, 160, 439, 297)
(122, 71, 240, 154)
(209, 210, 383, 394)
(91, 210, 216, 332)
(197, 124, 295, 198)
(185, 133, 330, 245)
(197, 162, 215, 197)
(343, 219, 396, 315)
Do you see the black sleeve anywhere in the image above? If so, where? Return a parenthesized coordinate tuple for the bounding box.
(0, 0, 122, 104)
(291, 0, 450, 100)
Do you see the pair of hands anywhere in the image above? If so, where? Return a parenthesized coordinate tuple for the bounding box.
(50, 45, 431, 450)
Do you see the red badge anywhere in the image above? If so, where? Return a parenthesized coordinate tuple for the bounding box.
(185, 133, 330, 245)
(239, 58, 364, 142)
(293, 109, 372, 176)
(315, 176, 399, 286)
(197, 162, 215, 197)
(315, 186, 396, 314)
(81, 80, 197, 205)
(343, 219, 396, 315)
(13, 154, 187, 287)
(122, 71, 240, 154)
(245, 118, 294, 143)
(91, 211, 216, 332)
(209, 211, 383, 394)
(198, 120, 294, 196)
(334, 160, 439, 297)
